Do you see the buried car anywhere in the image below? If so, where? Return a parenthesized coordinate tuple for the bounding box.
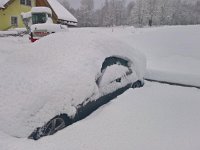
(0, 31, 146, 140)
(21, 7, 68, 42)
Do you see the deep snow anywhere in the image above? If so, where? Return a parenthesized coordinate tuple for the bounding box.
(69, 25, 200, 87)
(126, 25, 200, 87)
(0, 81, 200, 150)
(0, 25, 200, 150)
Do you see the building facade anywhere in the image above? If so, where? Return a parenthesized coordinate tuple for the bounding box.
(0, 0, 35, 30)
(0, 0, 77, 31)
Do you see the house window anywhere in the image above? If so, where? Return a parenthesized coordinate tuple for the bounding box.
(11, 16, 18, 27)
(32, 13, 47, 24)
(20, 0, 32, 6)
(27, 0, 32, 6)
(20, 0, 26, 5)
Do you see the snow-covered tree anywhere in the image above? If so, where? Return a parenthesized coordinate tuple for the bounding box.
(79, 0, 94, 27)
(66, 0, 200, 27)
(102, 0, 111, 26)
(146, 0, 159, 26)
(126, 1, 136, 25)
(158, 0, 171, 25)
(130, 0, 148, 27)
(114, 0, 126, 26)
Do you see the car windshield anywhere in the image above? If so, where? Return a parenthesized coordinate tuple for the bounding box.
(32, 13, 47, 24)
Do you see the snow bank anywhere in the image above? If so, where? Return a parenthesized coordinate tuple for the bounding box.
(129, 26, 200, 87)
(0, 30, 18, 36)
(0, 28, 27, 36)
(124, 25, 200, 87)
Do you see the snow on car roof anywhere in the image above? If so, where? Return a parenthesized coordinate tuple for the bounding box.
(0, 0, 9, 8)
(30, 23, 68, 32)
(47, 0, 77, 23)
(0, 31, 145, 138)
(31, 7, 52, 15)
(21, 11, 31, 19)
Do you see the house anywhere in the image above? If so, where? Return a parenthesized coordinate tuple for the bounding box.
(36, 0, 77, 27)
(0, 0, 35, 30)
(0, 0, 77, 31)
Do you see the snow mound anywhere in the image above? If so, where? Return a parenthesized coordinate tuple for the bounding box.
(0, 30, 146, 138)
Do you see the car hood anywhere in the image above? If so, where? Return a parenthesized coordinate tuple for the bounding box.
(0, 31, 146, 137)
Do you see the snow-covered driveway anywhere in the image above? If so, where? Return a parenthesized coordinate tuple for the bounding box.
(0, 81, 200, 150)
(0, 25, 200, 150)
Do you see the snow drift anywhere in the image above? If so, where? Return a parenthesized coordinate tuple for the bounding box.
(0, 31, 146, 138)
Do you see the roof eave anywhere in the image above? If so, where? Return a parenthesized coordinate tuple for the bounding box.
(1, 0, 15, 9)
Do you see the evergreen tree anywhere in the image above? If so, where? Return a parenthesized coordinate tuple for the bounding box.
(79, 0, 94, 27)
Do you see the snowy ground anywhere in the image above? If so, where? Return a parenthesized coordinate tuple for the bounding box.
(0, 25, 200, 150)
(0, 81, 200, 150)
(70, 25, 200, 87)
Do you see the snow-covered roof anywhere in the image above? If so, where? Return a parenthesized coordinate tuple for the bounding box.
(47, 0, 77, 23)
(0, 0, 9, 8)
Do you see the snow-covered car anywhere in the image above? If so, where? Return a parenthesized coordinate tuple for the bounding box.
(21, 7, 68, 42)
(0, 31, 146, 140)
(30, 23, 68, 42)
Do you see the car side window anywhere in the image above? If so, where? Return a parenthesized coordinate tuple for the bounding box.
(101, 56, 129, 72)
(96, 56, 132, 86)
